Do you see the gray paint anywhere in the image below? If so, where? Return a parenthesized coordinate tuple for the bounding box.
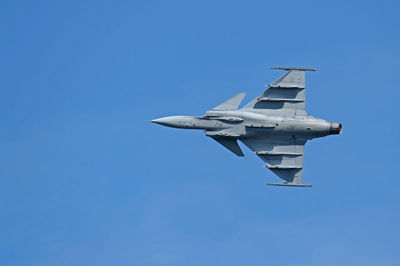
(151, 67, 342, 187)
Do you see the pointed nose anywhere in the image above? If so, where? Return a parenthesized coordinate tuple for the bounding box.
(151, 118, 164, 125)
(151, 116, 185, 128)
(151, 117, 173, 126)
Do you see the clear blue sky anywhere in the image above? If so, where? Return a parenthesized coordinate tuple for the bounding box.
(1, 0, 400, 265)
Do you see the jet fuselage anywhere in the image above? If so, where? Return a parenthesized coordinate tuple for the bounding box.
(152, 110, 341, 140)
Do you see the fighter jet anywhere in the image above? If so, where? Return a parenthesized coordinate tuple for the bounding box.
(151, 67, 341, 187)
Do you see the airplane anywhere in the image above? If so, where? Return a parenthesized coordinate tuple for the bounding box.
(151, 67, 342, 187)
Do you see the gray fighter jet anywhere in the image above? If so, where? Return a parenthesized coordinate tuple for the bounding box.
(152, 67, 341, 187)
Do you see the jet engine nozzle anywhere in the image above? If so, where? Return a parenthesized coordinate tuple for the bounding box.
(330, 122, 342, 134)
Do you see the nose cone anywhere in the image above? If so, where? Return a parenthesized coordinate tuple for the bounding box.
(151, 116, 188, 128)
(151, 117, 177, 127)
(330, 122, 342, 134)
(151, 117, 165, 125)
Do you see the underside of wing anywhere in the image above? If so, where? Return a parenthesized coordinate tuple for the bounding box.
(240, 136, 308, 186)
(242, 67, 315, 116)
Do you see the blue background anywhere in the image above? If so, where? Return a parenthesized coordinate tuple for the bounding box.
(2, 0, 400, 265)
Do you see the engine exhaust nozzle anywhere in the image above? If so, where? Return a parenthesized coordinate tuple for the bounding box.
(330, 122, 342, 134)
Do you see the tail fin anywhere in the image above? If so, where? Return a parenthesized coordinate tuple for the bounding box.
(212, 93, 246, 111)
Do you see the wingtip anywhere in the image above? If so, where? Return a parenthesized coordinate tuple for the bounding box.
(270, 66, 316, 71)
(267, 183, 312, 187)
